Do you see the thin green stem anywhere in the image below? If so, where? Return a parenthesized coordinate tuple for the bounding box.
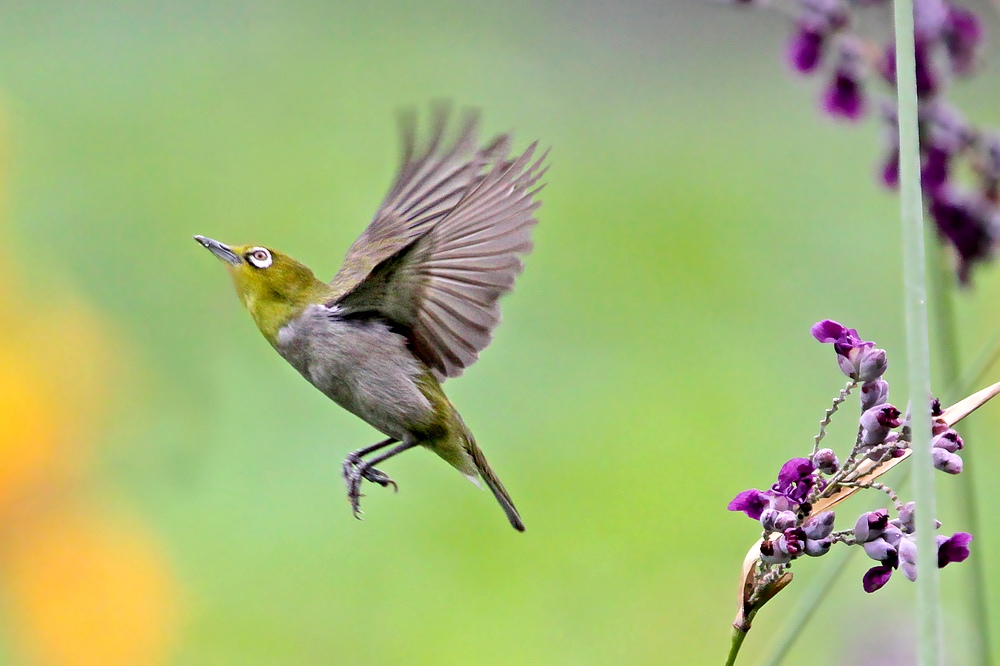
(930, 243, 993, 666)
(726, 627, 749, 666)
(894, 0, 941, 663)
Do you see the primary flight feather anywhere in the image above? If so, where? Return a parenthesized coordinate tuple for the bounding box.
(195, 106, 546, 530)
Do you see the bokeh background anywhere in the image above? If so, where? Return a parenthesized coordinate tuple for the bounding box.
(1, 1, 999, 664)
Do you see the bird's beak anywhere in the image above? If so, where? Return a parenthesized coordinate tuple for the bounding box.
(194, 235, 241, 266)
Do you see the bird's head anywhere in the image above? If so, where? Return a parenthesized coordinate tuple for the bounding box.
(194, 235, 329, 343)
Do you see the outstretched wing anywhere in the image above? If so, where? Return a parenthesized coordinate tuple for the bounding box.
(332, 109, 547, 380)
(329, 105, 509, 300)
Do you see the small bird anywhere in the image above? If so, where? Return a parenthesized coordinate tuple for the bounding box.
(195, 107, 546, 531)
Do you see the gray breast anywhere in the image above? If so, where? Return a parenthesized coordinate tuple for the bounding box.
(276, 305, 436, 439)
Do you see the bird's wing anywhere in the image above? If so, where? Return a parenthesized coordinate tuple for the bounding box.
(329, 105, 509, 301)
(331, 113, 547, 380)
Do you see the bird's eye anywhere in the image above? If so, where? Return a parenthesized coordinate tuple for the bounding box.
(246, 247, 273, 269)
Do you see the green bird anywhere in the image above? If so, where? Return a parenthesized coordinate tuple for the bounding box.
(195, 107, 546, 531)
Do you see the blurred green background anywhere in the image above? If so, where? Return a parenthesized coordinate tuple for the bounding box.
(1, 1, 1000, 664)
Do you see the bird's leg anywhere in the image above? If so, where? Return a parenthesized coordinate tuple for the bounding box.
(342, 437, 397, 475)
(343, 439, 418, 520)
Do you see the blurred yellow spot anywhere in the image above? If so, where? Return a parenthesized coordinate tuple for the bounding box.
(3, 507, 177, 666)
(0, 350, 58, 511)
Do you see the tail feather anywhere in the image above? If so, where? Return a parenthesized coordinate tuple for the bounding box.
(466, 436, 525, 532)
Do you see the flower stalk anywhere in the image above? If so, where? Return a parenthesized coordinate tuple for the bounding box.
(893, 0, 942, 661)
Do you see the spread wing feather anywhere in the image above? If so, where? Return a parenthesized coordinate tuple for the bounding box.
(329, 105, 510, 300)
(400, 144, 547, 379)
(331, 108, 546, 380)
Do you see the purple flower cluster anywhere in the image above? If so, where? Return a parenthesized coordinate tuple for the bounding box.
(931, 420, 964, 473)
(854, 504, 971, 592)
(728, 320, 973, 592)
(731, 0, 1000, 283)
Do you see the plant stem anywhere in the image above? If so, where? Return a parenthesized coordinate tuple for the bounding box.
(726, 626, 748, 666)
(930, 242, 993, 666)
(894, 0, 942, 663)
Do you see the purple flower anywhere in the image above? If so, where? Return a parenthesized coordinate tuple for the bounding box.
(929, 190, 998, 284)
(855, 509, 889, 543)
(822, 68, 865, 121)
(861, 404, 902, 446)
(810, 319, 856, 346)
(899, 536, 918, 581)
(937, 532, 972, 567)
(779, 528, 806, 557)
(810, 320, 887, 380)
(921, 144, 952, 194)
(788, 24, 826, 73)
(728, 488, 770, 520)
(773, 457, 816, 503)
(932, 448, 963, 474)
(863, 564, 894, 593)
(811, 319, 885, 379)
(943, 4, 983, 75)
(881, 145, 900, 189)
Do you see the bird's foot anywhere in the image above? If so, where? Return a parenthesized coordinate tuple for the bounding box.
(341, 456, 398, 519)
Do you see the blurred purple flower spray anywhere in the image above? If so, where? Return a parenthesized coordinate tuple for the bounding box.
(734, 0, 999, 284)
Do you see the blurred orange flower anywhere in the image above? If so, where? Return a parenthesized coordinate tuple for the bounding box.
(0, 110, 179, 665)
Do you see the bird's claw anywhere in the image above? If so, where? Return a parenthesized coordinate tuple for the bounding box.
(342, 456, 398, 519)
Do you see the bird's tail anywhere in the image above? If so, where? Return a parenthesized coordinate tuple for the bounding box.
(461, 429, 525, 532)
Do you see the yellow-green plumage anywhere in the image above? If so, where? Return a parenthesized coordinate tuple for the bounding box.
(195, 107, 546, 531)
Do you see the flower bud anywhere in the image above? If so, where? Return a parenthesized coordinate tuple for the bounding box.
(803, 511, 836, 540)
(860, 379, 889, 411)
(881, 524, 903, 548)
(760, 538, 792, 565)
(857, 348, 888, 381)
(813, 448, 839, 474)
(932, 448, 963, 474)
(761, 508, 798, 532)
(896, 502, 916, 534)
(805, 538, 832, 557)
(899, 536, 918, 582)
(854, 509, 889, 543)
(863, 537, 898, 567)
(931, 429, 963, 452)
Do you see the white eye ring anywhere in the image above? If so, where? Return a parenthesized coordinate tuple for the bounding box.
(246, 247, 272, 269)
